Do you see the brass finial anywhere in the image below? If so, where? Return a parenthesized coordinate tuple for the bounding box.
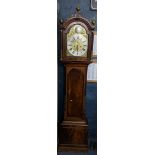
(91, 19, 96, 25)
(59, 19, 63, 24)
(76, 5, 80, 12)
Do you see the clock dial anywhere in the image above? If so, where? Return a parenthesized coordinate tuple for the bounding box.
(67, 25, 88, 57)
(67, 34, 88, 56)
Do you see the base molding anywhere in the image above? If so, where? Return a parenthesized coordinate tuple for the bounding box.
(58, 121, 88, 152)
(58, 144, 88, 152)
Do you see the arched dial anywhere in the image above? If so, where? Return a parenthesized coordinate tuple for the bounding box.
(67, 25, 88, 57)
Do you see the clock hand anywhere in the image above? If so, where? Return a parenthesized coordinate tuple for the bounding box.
(76, 44, 78, 52)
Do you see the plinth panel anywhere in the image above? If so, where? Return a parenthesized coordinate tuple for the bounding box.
(58, 121, 88, 152)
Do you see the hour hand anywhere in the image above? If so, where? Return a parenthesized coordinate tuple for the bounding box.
(76, 45, 78, 52)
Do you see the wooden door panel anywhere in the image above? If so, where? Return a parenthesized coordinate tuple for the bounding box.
(67, 68, 84, 118)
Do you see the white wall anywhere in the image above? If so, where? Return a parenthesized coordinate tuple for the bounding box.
(0, 0, 57, 155)
(98, 0, 155, 155)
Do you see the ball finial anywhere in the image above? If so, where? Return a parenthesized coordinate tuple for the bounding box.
(91, 19, 96, 25)
(59, 19, 63, 24)
(76, 5, 80, 12)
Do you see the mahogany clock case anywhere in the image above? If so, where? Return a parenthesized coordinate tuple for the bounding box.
(57, 8, 96, 152)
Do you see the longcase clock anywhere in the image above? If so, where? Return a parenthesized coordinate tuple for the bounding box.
(58, 7, 95, 152)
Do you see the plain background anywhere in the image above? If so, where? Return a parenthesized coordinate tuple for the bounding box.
(0, 0, 155, 155)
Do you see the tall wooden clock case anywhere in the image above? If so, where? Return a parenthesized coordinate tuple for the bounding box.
(58, 7, 95, 151)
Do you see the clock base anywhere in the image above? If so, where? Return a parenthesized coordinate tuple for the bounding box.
(58, 144, 88, 152)
(58, 121, 88, 152)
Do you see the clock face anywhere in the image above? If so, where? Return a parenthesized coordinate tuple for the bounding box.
(67, 25, 88, 57)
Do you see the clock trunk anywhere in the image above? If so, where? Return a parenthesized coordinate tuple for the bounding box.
(58, 64, 88, 151)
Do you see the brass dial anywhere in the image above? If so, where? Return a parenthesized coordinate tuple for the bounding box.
(67, 25, 88, 57)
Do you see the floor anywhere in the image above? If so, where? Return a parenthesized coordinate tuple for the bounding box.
(58, 151, 96, 155)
